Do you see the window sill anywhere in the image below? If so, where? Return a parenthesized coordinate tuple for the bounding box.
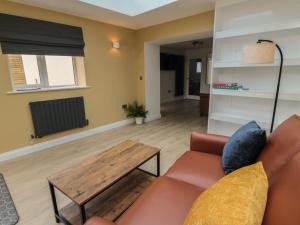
(6, 86, 91, 95)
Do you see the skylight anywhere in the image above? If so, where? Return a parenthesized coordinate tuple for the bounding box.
(80, 0, 178, 16)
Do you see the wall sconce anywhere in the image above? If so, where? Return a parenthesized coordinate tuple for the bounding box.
(112, 41, 120, 49)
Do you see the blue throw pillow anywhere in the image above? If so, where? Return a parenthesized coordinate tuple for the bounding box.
(222, 121, 267, 175)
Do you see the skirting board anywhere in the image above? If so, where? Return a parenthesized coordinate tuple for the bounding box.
(0, 118, 134, 162)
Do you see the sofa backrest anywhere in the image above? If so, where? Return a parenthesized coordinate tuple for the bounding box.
(257, 115, 300, 225)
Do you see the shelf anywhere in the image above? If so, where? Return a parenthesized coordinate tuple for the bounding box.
(215, 18, 300, 39)
(211, 89, 300, 101)
(214, 58, 300, 68)
(210, 112, 271, 129)
(212, 89, 274, 99)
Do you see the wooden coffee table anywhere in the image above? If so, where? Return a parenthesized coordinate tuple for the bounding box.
(48, 140, 160, 225)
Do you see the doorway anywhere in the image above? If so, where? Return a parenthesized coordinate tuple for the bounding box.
(187, 58, 202, 100)
(144, 32, 213, 122)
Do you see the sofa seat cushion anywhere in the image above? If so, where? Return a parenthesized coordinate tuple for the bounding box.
(117, 176, 203, 225)
(165, 151, 224, 189)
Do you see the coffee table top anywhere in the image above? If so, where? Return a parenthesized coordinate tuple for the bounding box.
(48, 140, 160, 205)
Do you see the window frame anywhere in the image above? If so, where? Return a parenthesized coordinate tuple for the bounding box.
(8, 55, 79, 91)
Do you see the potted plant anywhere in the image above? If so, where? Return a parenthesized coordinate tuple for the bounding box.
(124, 101, 148, 125)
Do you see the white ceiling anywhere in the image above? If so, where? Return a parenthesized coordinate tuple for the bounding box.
(8, 0, 215, 30)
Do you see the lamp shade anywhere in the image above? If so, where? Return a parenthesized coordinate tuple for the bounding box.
(243, 42, 276, 64)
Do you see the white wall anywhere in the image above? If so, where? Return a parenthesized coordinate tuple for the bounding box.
(160, 70, 184, 103)
(185, 47, 212, 96)
(144, 43, 161, 121)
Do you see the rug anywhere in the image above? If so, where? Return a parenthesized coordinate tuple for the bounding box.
(0, 174, 19, 225)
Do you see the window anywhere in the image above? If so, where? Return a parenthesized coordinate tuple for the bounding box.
(8, 54, 79, 91)
(196, 61, 202, 73)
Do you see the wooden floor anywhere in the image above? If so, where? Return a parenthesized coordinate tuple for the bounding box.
(0, 100, 207, 225)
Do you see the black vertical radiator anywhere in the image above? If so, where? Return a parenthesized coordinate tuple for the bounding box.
(29, 97, 89, 138)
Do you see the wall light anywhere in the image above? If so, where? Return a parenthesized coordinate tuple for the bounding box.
(112, 41, 120, 49)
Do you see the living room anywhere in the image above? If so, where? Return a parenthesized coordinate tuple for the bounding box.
(0, 0, 299, 225)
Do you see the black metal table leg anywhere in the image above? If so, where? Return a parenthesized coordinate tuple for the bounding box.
(79, 205, 86, 225)
(157, 152, 160, 177)
(49, 182, 60, 223)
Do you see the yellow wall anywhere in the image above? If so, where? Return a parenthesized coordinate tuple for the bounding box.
(135, 11, 214, 102)
(0, 0, 137, 153)
(0, 0, 214, 154)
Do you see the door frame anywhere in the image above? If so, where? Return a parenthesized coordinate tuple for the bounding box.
(186, 58, 202, 100)
(144, 32, 213, 120)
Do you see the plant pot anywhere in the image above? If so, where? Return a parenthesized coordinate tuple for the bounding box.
(135, 117, 144, 125)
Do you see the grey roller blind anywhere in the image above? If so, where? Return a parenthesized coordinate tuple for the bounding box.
(0, 13, 85, 56)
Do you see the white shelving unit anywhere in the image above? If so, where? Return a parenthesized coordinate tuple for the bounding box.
(215, 18, 300, 39)
(211, 89, 300, 101)
(214, 58, 300, 68)
(210, 112, 271, 130)
(208, 0, 300, 136)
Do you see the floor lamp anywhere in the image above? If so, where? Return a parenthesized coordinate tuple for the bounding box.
(243, 39, 284, 133)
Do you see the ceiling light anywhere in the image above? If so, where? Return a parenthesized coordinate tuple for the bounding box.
(80, 0, 178, 16)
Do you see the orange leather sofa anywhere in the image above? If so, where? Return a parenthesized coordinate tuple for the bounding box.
(86, 115, 300, 225)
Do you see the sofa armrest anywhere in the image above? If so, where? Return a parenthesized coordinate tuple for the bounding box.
(190, 132, 229, 156)
(85, 217, 115, 225)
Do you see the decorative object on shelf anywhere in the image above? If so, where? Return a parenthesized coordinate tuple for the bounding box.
(213, 82, 241, 90)
(124, 101, 148, 125)
(243, 39, 283, 133)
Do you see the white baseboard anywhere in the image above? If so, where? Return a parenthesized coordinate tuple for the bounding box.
(0, 118, 134, 162)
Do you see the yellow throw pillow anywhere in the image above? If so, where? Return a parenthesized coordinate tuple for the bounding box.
(184, 162, 268, 225)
